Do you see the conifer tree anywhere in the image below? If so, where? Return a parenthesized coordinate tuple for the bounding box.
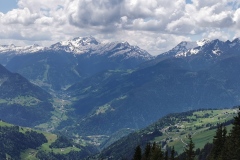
(170, 147, 175, 160)
(133, 145, 142, 160)
(184, 135, 195, 160)
(143, 143, 151, 160)
(150, 142, 163, 160)
(209, 124, 224, 160)
(164, 150, 168, 160)
(220, 126, 228, 160)
(228, 107, 240, 159)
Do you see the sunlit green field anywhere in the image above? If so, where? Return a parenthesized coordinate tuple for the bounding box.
(152, 108, 237, 154)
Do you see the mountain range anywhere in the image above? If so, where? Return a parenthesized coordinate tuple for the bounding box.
(1, 36, 240, 155)
(1, 37, 153, 90)
(59, 38, 240, 136)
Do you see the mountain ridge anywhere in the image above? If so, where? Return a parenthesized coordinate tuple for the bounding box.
(2, 36, 153, 90)
(62, 38, 240, 136)
(0, 64, 53, 127)
(0, 36, 153, 60)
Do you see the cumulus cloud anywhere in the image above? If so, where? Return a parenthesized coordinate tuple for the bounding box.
(234, 8, 240, 27)
(194, 3, 235, 28)
(202, 29, 231, 41)
(67, 0, 124, 32)
(1, 8, 39, 25)
(0, 0, 240, 55)
(65, 0, 188, 32)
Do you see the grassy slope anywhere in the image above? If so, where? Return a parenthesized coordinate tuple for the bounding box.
(100, 108, 238, 159)
(150, 109, 236, 153)
(0, 120, 13, 126)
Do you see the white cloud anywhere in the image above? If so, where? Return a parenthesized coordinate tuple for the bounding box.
(234, 8, 240, 27)
(0, 0, 239, 55)
(193, 3, 235, 28)
(1, 8, 39, 25)
(202, 29, 231, 41)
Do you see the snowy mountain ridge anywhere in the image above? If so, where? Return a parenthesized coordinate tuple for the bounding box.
(0, 36, 153, 60)
(0, 44, 46, 54)
(175, 38, 240, 58)
(50, 37, 153, 60)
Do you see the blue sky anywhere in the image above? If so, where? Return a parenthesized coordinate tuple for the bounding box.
(0, 0, 17, 13)
(0, 0, 240, 55)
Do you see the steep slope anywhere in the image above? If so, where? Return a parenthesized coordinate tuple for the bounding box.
(3, 37, 153, 90)
(0, 64, 53, 126)
(64, 38, 240, 136)
(99, 108, 237, 159)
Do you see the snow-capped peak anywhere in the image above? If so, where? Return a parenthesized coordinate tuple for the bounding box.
(161, 41, 198, 57)
(71, 36, 100, 46)
(0, 44, 45, 54)
(50, 36, 101, 53)
(54, 36, 100, 47)
(196, 39, 211, 47)
(174, 39, 214, 57)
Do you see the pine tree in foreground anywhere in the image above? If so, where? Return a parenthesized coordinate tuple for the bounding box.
(170, 147, 175, 160)
(227, 107, 240, 160)
(133, 145, 142, 160)
(208, 124, 226, 160)
(184, 135, 195, 160)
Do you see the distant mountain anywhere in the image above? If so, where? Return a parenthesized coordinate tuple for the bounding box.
(50, 36, 152, 60)
(173, 38, 240, 70)
(0, 44, 45, 54)
(0, 64, 53, 126)
(143, 38, 240, 70)
(49, 36, 100, 52)
(62, 38, 240, 136)
(1, 37, 153, 90)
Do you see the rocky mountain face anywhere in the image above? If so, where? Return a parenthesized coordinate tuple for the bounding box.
(0, 37, 153, 90)
(0, 64, 53, 127)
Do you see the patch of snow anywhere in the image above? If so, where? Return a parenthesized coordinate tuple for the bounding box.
(175, 52, 187, 57)
(190, 48, 199, 55)
(197, 39, 210, 47)
(212, 49, 221, 56)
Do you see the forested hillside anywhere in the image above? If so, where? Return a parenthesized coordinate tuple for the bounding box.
(0, 121, 97, 160)
(0, 64, 53, 127)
